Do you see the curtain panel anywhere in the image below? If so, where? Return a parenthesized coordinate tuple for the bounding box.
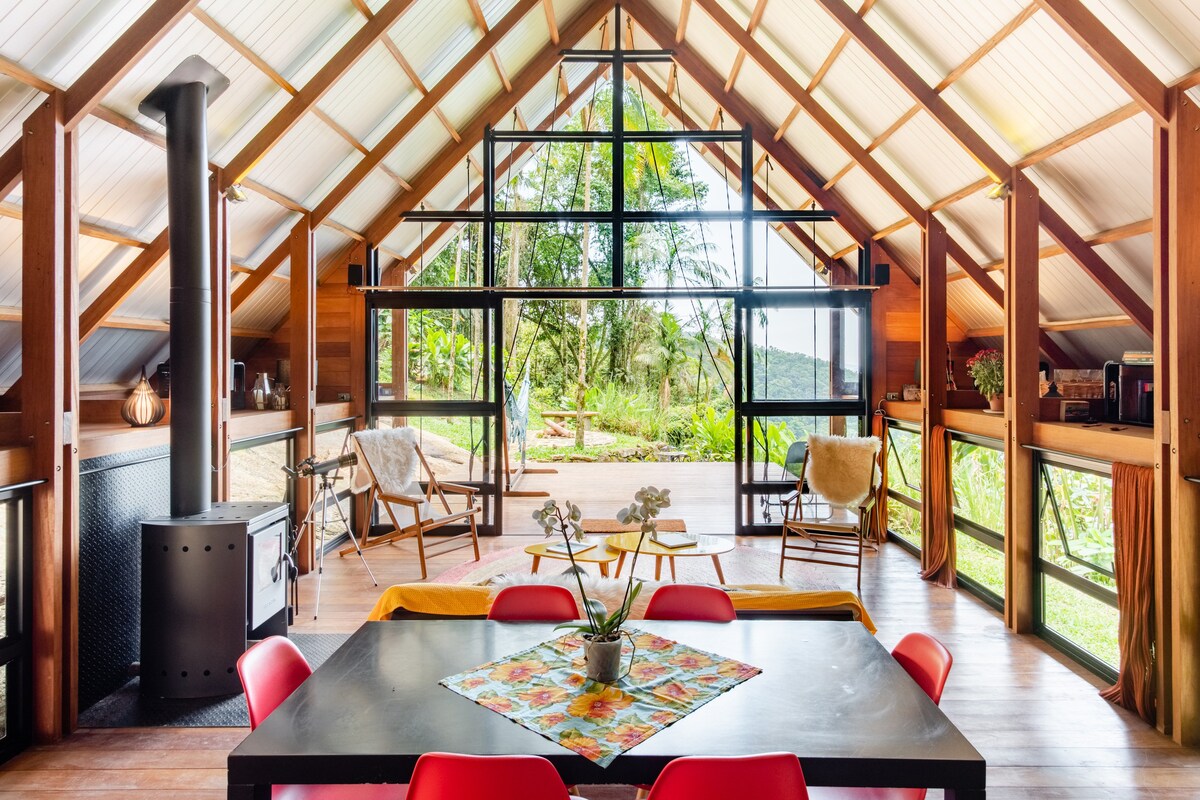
(1099, 462, 1155, 724)
(919, 424, 956, 588)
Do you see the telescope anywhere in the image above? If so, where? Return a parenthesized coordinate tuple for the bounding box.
(281, 452, 357, 478)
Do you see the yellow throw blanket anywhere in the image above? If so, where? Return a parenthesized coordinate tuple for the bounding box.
(366, 583, 493, 621)
(367, 582, 874, 633)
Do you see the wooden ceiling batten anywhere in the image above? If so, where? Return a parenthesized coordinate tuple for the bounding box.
(78, 230, 170, 343)
(543, 0, 560, 44)
(467, 0, 516, 93)
(1034, 0, 1169, 127)
(723, 0, 768, 94)
(816, 0, 1153, 336)
(364, 1, 615, 246)
(222, 0, 419, 187)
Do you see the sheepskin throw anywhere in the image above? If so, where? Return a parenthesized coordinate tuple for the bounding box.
(351, 427, 420, 495)
(804, 433, 881, 508)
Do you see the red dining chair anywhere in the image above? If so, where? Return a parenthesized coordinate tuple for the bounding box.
(644, 584, 736, 621)
(807, 633, 953, 800)
(645, 753, 809, 800)
(406, 753, 573, 800)
(487, 585, 580, 621)
(237, 637, 407, 799)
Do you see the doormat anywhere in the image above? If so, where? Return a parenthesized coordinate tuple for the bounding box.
(77, 633, 349, 728)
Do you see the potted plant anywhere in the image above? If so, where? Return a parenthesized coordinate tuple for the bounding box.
(532, 486, 671, 683)
(966, 348, 1004, 412)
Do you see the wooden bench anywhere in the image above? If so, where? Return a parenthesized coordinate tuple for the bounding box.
(540, 410, 599, 436)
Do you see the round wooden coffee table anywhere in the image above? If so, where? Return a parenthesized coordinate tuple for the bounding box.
(524, 539, 622, 577)
(605, 531, 734, 583)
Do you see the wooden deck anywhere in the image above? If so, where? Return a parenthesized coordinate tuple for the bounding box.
(2, 462, 1198, 798)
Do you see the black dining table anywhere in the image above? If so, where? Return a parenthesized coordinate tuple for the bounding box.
(227, 620, 985, 798)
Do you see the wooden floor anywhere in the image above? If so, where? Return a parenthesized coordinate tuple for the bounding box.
(3, 462, 1198, 798)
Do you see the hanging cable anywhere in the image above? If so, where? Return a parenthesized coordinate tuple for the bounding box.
(630, 56, 732, 405)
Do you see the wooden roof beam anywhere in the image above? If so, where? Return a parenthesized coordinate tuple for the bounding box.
(311, 0, 546, 227)
(0, 0, 200, 198)
(818, 3, 1037, 195)
(815, 0, 1153, 335)
(222, 0, 419, 187)
(78, 230, 169, 342)
(365, 1, 614, 245)
(948, 216, 1153, 280)
(1034, 0, 1168, 127)
(968, 314, 1134, 338)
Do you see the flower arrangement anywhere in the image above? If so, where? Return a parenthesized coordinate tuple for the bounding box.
(966, 348, 1004, 399)
(532, 486, 671, 643)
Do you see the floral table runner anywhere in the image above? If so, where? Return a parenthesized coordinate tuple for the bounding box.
(439, 629, 761, 767)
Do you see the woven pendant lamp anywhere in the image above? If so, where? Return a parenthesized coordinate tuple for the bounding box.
(122, 366, 166, 427)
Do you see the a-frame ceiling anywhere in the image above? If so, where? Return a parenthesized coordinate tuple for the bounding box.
(1, 0, 1196, 388)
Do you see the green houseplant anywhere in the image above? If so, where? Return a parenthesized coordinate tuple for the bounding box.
(966, 349, 1004, 411)
(532, 486, 671, 682)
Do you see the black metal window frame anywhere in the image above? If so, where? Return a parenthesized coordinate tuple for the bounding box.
(360, 13, 872, 535)
(1033, 452, 1118, 682)
(883, 420, 922, 555)
(946, 432, 1006, 609)
(0, 483, 34, 765)
(366, 294, 502, 536)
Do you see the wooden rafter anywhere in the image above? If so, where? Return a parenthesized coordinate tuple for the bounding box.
(818, 3, 1038, 195)
(1034, 0, 1168, 127)
(815, 0, 1153, 335)
(950, 217, 1153, 279)
(365, 1, 615, 245)
(723, 0, 768, 93)
(543, 0, 560, 44)
(967, 315, 1134, 337)
(467, 0, 515, 92)
(0, 0, 200, 199)
(222, 0, 419, 186)
(312, 0, 545, 227)
(78, 230, 170, 342)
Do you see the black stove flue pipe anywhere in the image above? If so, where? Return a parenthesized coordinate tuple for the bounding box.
(139, 58, 229, 517)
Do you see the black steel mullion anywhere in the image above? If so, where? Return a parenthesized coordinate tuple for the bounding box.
(733, 297, 744, 534)
(613, 4, 624, 288)
(493, 301, 504, 533)
(1038, 559, 1118, 608)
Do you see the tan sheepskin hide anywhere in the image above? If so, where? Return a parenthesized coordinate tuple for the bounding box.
(804, 434, 881, 508)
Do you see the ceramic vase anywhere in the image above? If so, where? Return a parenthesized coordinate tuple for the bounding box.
(583, 633, 625, 683)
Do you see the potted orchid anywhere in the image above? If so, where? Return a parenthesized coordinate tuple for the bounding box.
(966, 348, 1004, 412)
(532, 486, 671, 683)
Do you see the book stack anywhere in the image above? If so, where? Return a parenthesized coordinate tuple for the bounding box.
(1123, 350, 1153, 365)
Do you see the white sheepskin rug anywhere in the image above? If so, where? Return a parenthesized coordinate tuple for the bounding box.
(351, 427, 420, 495)
(804, 433, 881, 508)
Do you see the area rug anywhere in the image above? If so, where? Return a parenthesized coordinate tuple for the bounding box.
(432, 543, 837, 590)
(77, 633, 348, 728)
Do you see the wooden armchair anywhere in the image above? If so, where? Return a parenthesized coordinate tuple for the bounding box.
(340, 428, 481, 580)
(779, 434, 881, 590)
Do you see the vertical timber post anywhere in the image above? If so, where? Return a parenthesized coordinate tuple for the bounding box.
(1004, 170, 1040, 633)
(210, 169, 231, 502)
(919, 214, 947, 567)
(290, 215, 317, 573)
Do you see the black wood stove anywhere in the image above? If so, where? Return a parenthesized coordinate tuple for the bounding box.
(136, 58, 289, 699)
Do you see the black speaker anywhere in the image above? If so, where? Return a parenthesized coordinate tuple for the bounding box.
(874, 263, 890, 286)
(348, 264, 365, 286)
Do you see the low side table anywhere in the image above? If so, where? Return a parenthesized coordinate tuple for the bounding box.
(584, 522, 733, 584)
(524, 538, 621, 577)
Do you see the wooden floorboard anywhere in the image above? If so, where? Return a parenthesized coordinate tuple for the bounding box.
(2, 462, 1196, 797)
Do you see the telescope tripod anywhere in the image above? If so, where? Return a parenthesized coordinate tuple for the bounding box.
(302, 473, 376, 620)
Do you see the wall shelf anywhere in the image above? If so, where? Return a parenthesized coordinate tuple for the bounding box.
(882, 400, 1155, 466)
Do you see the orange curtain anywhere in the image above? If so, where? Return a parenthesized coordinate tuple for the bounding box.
(1099, 462, 1155, 724)
(919, 424, 956, 588)
(866, 412, 888, 545)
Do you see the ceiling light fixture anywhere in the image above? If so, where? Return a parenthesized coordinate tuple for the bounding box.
(986, 182, 1010, 201)
(226, 183, 249, 203)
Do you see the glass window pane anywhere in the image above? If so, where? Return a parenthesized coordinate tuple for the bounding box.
(889, 500, 921, 550)
(750, 307, 861, 401)
(230, 438, 291, 504)
(405, 307, 489, 402)
(951, 440, 1005, 533)
(956, 529, 1005, 597)
(886, 425, 922, 501)
(1040, 464, 1115, 587)
(747, 416, 862, 481)
(1041, 574, 1119, 668)
(401, 223, 485, 288)
(623, 222, 739, 288)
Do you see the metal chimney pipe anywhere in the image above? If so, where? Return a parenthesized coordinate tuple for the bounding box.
(140, 58, 229, 517)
